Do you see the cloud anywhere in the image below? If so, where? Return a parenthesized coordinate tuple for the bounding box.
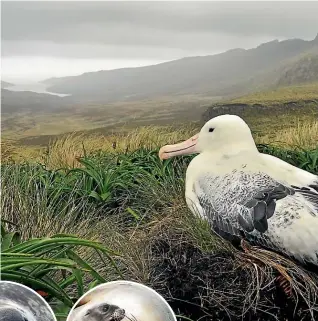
(2, 2, 318, 47)
(2, 1, 317, 81)
(1, 56, 166, 83)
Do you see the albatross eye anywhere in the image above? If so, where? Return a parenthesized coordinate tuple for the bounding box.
(209, 128, 215, 133)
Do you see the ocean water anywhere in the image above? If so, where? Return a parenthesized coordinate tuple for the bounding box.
(3, 82, 71, 97)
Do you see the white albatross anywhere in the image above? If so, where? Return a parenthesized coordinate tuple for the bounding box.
(159, 114, 318, 266)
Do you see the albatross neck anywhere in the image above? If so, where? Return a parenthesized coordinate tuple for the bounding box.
(204, 139, 258, 158)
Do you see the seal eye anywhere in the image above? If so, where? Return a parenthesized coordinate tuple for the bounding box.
(209, 128, 214, 133)
(101, 304, 110, 313)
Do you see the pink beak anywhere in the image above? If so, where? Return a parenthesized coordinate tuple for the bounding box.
(159, 134, 199, 160)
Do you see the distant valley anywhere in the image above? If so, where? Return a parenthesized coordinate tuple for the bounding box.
(2, 34, 318, 139)
(42, 35, 318, 101)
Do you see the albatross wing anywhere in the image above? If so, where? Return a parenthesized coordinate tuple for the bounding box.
(190, 161, 318, 265)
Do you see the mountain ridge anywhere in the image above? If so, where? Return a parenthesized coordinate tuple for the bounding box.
(42, 35, 318, 103)
(1, 81, 14, 88)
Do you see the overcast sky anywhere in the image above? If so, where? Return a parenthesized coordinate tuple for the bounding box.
(2, 1, 318, 83)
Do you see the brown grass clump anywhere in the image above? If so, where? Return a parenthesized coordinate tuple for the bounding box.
(258, 120, 318, 150)
(27, 125, 196, 169)
(3, 115, 318, 168)
(1, 139, 17, 163)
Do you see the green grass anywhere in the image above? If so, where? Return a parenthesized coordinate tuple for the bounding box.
(1, 94, 213, 139)
(1, 142, 318, 320)
(231, 82, 318, 104)
(1, 221, 123, 320)
(1, 222, 120, 302)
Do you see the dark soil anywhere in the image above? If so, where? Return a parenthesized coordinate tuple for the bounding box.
(148, 234, 318, 321)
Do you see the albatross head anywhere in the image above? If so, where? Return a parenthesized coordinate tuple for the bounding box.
(159, 114, 256, 160)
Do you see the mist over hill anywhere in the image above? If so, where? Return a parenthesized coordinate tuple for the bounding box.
(42, 35, 318, 103)
(2, 35, 318, 139)
(1, 81, 14, 88)
(1, 89, 68, 114)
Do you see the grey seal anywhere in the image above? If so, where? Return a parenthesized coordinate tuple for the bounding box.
(81, 303, 125, 321)
(0, 281, 56, 321)
(68, 281, 176, 321)
(0, 306, 27, 321)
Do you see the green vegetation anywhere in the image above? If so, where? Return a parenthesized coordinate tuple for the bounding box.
(1, 94, 211, 139)
(1, 222, 121, 319)
(1, 83, 318, 320)
(2, 34, 318, 320)
(231, 82, 318, 104)
(1, 133, 318, 320)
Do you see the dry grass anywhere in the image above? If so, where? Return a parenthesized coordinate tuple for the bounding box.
(231, 82, 318, 104)
(3, 116, 317, 169)
(257, 119, 318, 150)
(2, 125, 197, 168)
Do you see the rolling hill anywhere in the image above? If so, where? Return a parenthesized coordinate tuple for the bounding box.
(202, 82, 318, 125)
(1, 81, 14, 88)
(1, 89, 68, 114)
(277, 53, 318, 86)
(2, 35, 318, 139)
(43, 34, 318, 103)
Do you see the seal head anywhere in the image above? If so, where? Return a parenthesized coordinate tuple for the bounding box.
(0, 307, 27, 321)
(82, 303, 125, 321)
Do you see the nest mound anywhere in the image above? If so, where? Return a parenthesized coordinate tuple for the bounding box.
(148, 233, 318, 321)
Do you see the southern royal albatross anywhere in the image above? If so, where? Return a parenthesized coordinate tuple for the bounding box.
(159, 115, 318, 266)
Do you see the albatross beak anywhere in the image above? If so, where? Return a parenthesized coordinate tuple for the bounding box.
(159, 134, 199, 160)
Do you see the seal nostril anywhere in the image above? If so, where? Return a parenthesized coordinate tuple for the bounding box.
(112, 308, 126, 321)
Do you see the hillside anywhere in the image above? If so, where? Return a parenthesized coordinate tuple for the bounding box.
(203, 83, 318, 117)
(2, 82, 318, 141)
(1, 81, 14, 88)
(2, 35, 318, 140)
(1, 83, 314, 152)
(44, 35, 318, 103)
(202, 83, 318, 143)
(277, 53, 318, 86)
(1, 89, 69, 114)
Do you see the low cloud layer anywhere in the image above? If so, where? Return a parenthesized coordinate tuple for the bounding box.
(2, 1, 318, 82)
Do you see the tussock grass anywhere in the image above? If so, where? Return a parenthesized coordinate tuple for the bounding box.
(43, 125, 196, 169)
(3, 125, 196, 168)
(1, 124, 318, 320)
(3, 116, 317, 169)
(259, 120, 318, 150)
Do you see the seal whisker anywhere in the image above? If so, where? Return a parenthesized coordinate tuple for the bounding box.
(124, 314, 138, 321)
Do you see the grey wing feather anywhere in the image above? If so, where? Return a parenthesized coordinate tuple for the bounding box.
(198, 196, 244, 243)
(239, 183, 295, 233)
(291, 183, 318, 213)
(195, 171, 296, 251)
(197, 194, 277, 250)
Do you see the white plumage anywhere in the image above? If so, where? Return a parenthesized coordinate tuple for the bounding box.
(159, 114, 318, 265)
